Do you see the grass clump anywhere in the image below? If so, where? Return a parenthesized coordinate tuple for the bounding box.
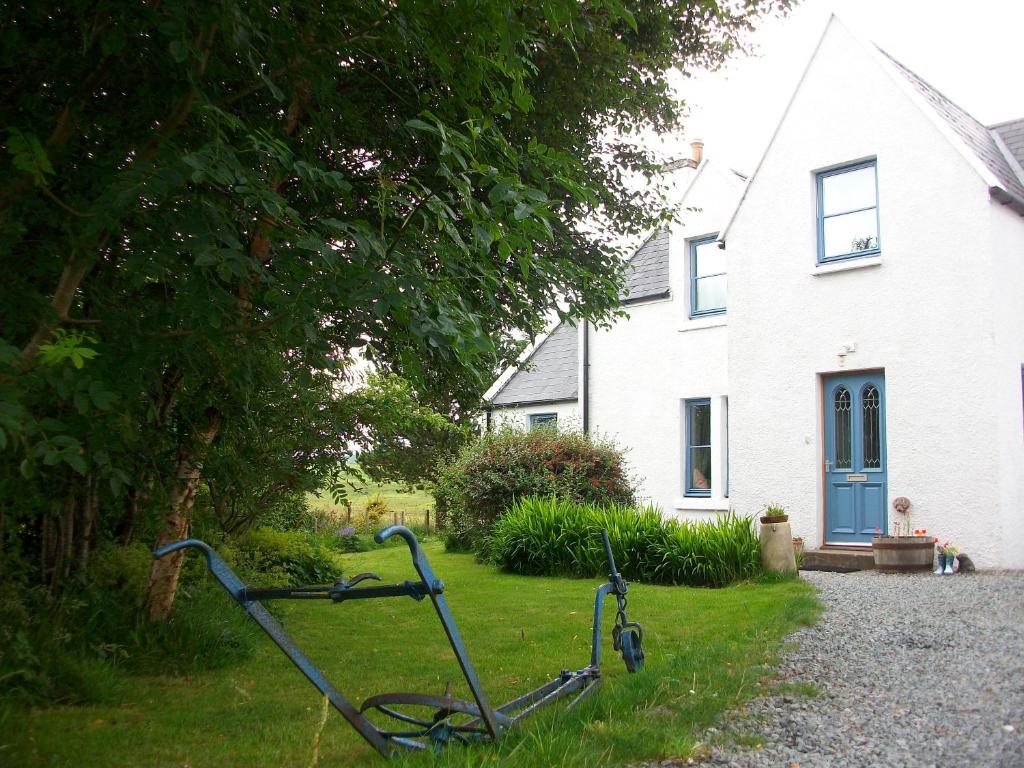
(484, 496, 761, 587)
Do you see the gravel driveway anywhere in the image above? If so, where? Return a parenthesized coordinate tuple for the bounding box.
(700, 570, 1024, 768)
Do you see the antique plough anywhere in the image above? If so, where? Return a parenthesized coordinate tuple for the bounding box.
(154, 526, 644, 757)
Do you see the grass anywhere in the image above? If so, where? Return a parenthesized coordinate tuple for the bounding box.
(1, 541, 818, 767)
(307, 474, 435, 530)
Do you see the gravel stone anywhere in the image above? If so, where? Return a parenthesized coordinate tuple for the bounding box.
(697, 570, 1024, 768)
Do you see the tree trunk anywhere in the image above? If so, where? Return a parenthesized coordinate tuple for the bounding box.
(77, 478, 98, 573)
(142, 413, 222, 622)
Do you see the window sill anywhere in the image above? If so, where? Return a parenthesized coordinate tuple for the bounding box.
(673, 497, 730, 512)
(812, 256, 882, 276)
(677, 315, 727, 333)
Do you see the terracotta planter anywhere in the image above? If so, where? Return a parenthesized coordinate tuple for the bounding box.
(871, 535, 934, 573)
(760, 514, 788, 525)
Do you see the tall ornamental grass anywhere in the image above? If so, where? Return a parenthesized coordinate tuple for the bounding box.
(483, 496, 761, 587)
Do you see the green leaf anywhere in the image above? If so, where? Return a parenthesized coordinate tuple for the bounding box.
(169, 39, 188, 63)
(6, 128, 53, 185)
(488, 183, 515, 204)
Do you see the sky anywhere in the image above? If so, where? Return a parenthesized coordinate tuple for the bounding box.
(656, 0, 1024, 174)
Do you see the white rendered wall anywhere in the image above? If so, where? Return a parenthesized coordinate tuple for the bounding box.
(489, 401, 581, 432)
(588, 161, 742, 517)
(724, 20, 1014, 566)
(990, 202, 1024, 568)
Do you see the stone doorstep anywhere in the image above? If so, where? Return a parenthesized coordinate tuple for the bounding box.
(801, 547, 876, 573)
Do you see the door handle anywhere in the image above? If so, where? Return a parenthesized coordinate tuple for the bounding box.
(824, 459, 832, 472)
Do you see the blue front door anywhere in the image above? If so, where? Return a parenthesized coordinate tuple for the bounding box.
(823, 372, 887, 544)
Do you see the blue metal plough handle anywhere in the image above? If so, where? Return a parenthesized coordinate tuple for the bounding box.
(154, 526, 642, 757)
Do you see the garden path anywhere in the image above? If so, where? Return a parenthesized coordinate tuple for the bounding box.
(697, 570, 1024, 768)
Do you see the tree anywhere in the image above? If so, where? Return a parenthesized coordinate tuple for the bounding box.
(0, 0, 788, 616)
(348, 373, 474, 490)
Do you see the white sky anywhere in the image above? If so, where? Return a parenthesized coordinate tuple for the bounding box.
(656, 0, 1024, 174)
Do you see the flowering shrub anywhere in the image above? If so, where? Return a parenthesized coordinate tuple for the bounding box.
(434, 427, 635, 550)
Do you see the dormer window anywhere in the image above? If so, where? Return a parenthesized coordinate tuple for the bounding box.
(816, 160, 880, 263)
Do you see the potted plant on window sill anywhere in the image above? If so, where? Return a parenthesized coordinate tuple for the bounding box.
(871, 497, 935, 573)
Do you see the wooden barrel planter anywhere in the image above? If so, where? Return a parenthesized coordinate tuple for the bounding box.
(871, 535, 934, 572)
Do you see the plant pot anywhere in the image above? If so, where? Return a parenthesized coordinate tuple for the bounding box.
(760, 514, 788, 525)
(871, 535, 934, 573)
(759, 521, 796, 574)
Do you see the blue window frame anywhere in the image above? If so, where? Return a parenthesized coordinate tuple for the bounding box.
(690, 235, 726, 317)
(684, 398, 712, 497)
(816, 160, 880, 263)
(529, 412, 557, 430)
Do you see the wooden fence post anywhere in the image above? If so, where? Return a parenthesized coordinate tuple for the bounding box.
(425, 510, 430, 531)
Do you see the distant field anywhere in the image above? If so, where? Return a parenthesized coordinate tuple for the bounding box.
(306, 471, 435, 531)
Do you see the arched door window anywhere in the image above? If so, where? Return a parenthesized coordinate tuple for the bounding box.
(833, 387, 852, 469)
(862, 384, 881, 469)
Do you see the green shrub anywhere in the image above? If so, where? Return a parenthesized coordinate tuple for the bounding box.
(484, 496, 761, 587)
(222, 527, 345, 587)
(435, 427, 635, 550)
(0, 543, 259, 705)
(363, 494, 389, 532)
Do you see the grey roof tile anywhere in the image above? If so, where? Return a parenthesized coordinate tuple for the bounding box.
(879, 49, 1024, 202)
(991, 118, 1024, 175)
(490, 322, 577, 406)
(622, 230, 670, 303)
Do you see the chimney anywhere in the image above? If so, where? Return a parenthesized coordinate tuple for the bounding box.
(690, 138, 704, 165)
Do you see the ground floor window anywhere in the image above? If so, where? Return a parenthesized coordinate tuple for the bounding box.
(685, 398, 712, 496)
(529, 412, 557, 430)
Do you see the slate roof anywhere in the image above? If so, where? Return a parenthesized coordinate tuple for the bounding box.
(991, 119, 1024, 176)
(622, 230, 670, 303)
(489, 321, 578, 406)
(879, 49, 1024, 203)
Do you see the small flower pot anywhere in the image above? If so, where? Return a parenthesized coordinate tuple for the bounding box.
(871, 535, 934, 573)
(760, 514, 788, 525)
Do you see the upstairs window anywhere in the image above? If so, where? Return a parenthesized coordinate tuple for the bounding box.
(529, 413, 557, 430)
(817, 160, 880, 263)
(690, 235, 726, 317)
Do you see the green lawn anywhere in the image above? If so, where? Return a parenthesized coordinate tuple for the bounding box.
(1, 542, 817, 767)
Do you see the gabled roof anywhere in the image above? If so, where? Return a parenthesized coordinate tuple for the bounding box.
(489, 321, 577, 407)
(878, 50, 1024, 204)
(719, 16, 1024, 243)
(621, 230, 670, 303)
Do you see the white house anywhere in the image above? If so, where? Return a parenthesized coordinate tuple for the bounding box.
(483, 17, 1024, 569)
